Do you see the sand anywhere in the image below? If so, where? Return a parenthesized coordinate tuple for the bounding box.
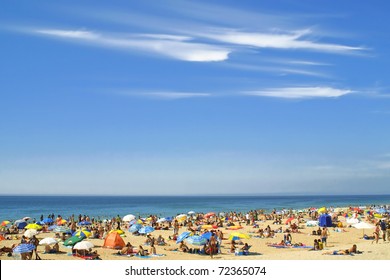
(1, 216, 389, 261)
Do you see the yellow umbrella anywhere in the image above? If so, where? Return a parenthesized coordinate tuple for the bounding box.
(25, 224, 42, 230)
(109, 229, 125, 235)
(57, 219, 67, 225)
(317, 207, 327, 214)
(176, 214, 187, 222)
(228, 232, 250, 240)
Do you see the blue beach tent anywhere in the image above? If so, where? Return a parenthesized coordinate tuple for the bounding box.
(318, 214, 332, 227)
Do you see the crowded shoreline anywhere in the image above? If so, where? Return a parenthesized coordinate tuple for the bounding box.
(1, 204, 389, 260)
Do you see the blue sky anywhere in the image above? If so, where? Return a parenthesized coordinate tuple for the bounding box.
(1, 0, 389, 195)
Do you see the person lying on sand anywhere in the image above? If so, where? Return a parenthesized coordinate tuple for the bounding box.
(322, 244, 360, 255)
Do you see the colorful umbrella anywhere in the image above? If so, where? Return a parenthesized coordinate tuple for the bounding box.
(53, 226, 71, 233)
(57, 219, 67, 225)
(13, 243, 35, 254)
(204, 212, 216, 219)
(176, 231, 191, 243)
(228, 232, 250, 240)
(78, 221, 92, 226)
(72, 230, 91, 238)
(63, 235, 84, 247)
(1, 221, 10, 227)
(186, 235, 207, 246)
(201, 224, 218, 230)
(138, 226, 155, 234)
(176, 214, 187, 222)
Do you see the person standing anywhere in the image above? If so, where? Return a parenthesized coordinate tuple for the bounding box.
(380, 219, 387, 242)
(321, 227, 329, 247)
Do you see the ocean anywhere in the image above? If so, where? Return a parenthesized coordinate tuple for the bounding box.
(1, 195, 389, 221)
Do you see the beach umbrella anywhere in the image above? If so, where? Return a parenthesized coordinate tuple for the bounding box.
(129, 224, 142, 233)
(78, 220, 91, 226)
(15, 220, 27, 229)
(53, 226, 71, 233)
(73, 241, 94, 250)
(22, 217, 31, 221)
(48, 225, 58, 231)
(57, 219, 67, 225)
(186, 235, 208, 246)
(25, 224, 42, 230)
(228, 232, 250, 241)
(176, 231, 191, 243)
(176, 214, 187, 222)
(24, 229, 38, 238)
(138, 226, 155, 234)
(42, 218, 53, 224)
(39, 237, 58, 245)
(72, 230, 91, 238)
(352, 221, 376, 236)
(1, 221, 10, 227)
(63, 235, 84, 247)
(109, 229, 125, 235)
(188, 211, 196, 215)
(156, 218, 166, 223)
(13, 243, 35, 254)
(201, 231, 212, 240)
(0, 235, 5, 241)
(204, 212, 216, 219)
(122, 214, 136, 222)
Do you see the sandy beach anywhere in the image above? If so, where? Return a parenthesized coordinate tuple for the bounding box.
(1, 212, 389, 261)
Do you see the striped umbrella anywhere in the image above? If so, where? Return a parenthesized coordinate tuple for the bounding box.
(72, 230, 91, 238)
(176, 231, 191, 243)
(13, 243, 35, 254)
(186, 235, 208, 246)
(1, 220, 11, 227)
(53, 226, 71, 233)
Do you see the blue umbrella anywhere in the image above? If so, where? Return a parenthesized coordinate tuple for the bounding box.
(129, 224, 142, 233)
(176, 231, 191, 243)
(186, 235, 208, 246)
(138, 226, 155, 234)
(13, 243, 35, 254)
(48, 225, 58, 231)
(78, 221, 92, 226)
(165, 217, 173, 222)
(15, 221, 27, 229)
(42, 218, 54, 224)
(201, 232, 212, 240)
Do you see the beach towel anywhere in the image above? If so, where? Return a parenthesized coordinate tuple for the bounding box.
(72, 253, 100, 260)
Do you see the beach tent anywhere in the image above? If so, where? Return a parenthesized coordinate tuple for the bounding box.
(103, 232, 125, 249)
(318, 214, 332, 227)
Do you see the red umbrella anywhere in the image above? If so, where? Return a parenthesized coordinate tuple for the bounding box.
(204, 212, 216, 219)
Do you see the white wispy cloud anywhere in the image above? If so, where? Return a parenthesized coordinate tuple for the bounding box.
(198, 29, 364, 54)
(35, 28, 231, 62)
(113, 90, 212, 99)
(243, 86, 352, 99)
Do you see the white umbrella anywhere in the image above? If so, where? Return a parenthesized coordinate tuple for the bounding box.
(24, 229, 38, 238)
(176, 214, 187, 222)
(39, 237, 58, 245)
(73, 241, 94, 250)
(352, 221, 375, 236)
(156, 218, 166, 223)
(122, 214, 136, 222)
(188, 211, 196, 215)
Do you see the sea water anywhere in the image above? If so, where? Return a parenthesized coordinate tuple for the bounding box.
(0, 195, 389, 221)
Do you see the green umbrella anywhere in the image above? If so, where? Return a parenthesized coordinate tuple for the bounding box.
(63, 235, 84, 247)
